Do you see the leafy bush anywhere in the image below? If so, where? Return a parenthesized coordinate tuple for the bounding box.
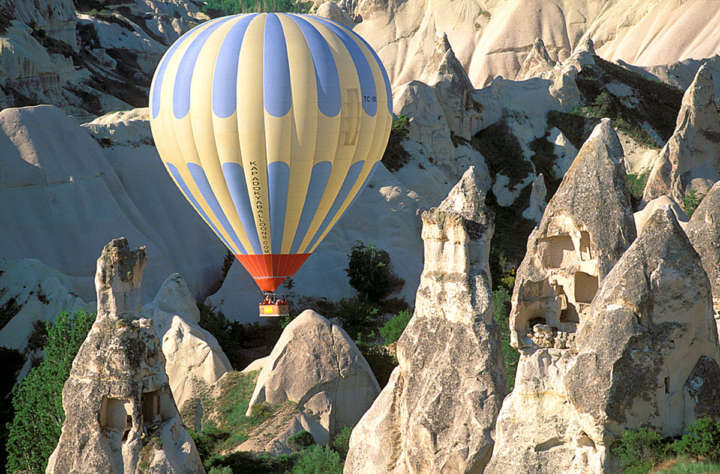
(202, 0, 311, 17)
(627, 171, 649, 201)
(345, 241, 403, 303)
(0, 347, 24, 469)
(493, 286, 519, 392)
(612, 426, 666, 473)
(288, 430, 315, 451)
(672, 418, 720, 462)
(290, 445, 343, 474)
(5, 310, 96, 474)
(331, 426, 352, 459)
(381, 114, 411, 172)
(355, 340, 397, 388)
(682, 190, 703, 217)
(379, 309, 412, 344)
(250, 401, 273, 421)
(336, 296, 380, 338)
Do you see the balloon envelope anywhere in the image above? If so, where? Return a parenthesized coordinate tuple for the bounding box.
(149, 13, 392, 292)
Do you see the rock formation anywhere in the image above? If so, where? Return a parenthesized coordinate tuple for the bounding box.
(246, 309, 379, 445)
(141, 273, 231, 417)
(344, 166, 506, 474)
(487, 123, 720, 473)
(351, 0, 720, 88)
(686, 181, 720, 325)
(644, 65, 720, 203)
(46, 238, 204, 474)
(0, 257, 90, 351)
(508, 120, 636, 350)
(634, 195, 688, 235)
(0, 105, 227, 303)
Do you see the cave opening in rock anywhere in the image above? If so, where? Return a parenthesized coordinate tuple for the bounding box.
(540, 234, 575, 268)
(574, 271, 599, 304)
(142, 390, 161, 426)
(100, 397, 130, 431)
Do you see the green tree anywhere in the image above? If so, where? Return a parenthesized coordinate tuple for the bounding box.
(345, 241, 403, 303)
(290, 445, 343, 474)
(379, 309, 412, 344)
(5, 310, 96, 474)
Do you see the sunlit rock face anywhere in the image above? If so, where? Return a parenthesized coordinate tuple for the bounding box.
(46, 238, 204, 474)
(344, 166, 506, 474)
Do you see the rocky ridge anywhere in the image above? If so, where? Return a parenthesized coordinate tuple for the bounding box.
(344, 166, 506, 474)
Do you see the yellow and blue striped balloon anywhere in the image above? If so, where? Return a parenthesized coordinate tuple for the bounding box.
(149, 13, 392, 292)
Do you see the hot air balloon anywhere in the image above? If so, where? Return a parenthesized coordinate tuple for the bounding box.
(149, 13, 392, 317)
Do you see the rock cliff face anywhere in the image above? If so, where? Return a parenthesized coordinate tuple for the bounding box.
(0, 105, 226, 303)
(246, 310, 379, 446)
(487, 124, 720, 473)
(46, 238, 203, 474)
(141, 273, 231, 417)
(644, 65, 720, 203)
(509, 120, 636, 350)
(351, 0, 720, 88)
(686, 181, 720, 329)
(344, 166, 505, 474)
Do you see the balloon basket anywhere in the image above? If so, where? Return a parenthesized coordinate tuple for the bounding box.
(259, 303, 289, 318)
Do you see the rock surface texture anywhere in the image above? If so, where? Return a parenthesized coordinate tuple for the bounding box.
(141, 273, 231, 416)
(344, 166, 506, 474)
(509, 120, 636, 350)
(487, 125, 720, 473)
(687, 181, 720, 327)
(46, 238, 204, 474)
(644, 65, 720, 203)
(246, 309, 380, 445)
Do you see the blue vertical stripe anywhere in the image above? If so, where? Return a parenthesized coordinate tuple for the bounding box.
(263, 14, 292, 117)
(290, 161, 332, 253)
(173, 17, 233, 119)
(151, 19, 217, 118)
(268, 161, 290, 253)
(306, 161, 365, 251)
(212, 14, 257, 118)
(187, 163, 247, 254)
(347, 28, 392, 114)
(286, 14, 341, 117)
(304, 15, 377, 116)
(166, 162, 237, 252)
(222, 162, 262, 254)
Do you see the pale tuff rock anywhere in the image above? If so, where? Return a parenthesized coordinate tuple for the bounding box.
(0, 105, 227, 303)
(0, 258, 90, 351)
(634, 195, 688, 236)
(344, 166, 506, 474)
(353, 0, 720, 88)
(568, 208, 720, 438)
(644, 65, 720, 203)
(246, 310, 380, 445)
(141, 273, 231, 416)
(315, 1, 354, 28)
(518, 38, 557, 81)
(46, 238, 204, 474)
(82, 108, 153, 147)
(522, 174, 548, 223)
(687, 182, 720, 323)
(487, 207, 720, 473)
(509, 120, 636, 350)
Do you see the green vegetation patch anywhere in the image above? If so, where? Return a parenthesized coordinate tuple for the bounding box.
(382, 115, 411, 172)
(573, 56, 683, 148)
(5, 310, 96, 474)
(379, 309, 412, 345)
(203, 0, 312, 17)
(626, 171, 649, 201)
(471, 119, 534, 188)
(682, 190, 703, 217)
